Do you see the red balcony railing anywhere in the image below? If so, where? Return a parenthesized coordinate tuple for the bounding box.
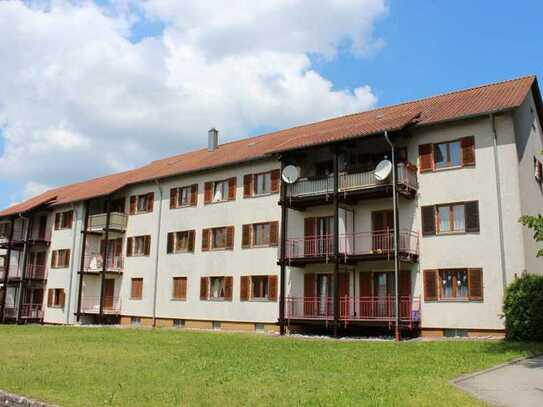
(286, 296, 420, 323)
(284, 230, 419, 260)
(83, 254, 124, 273)
(80, 296, 121, 314)
(25, 264, 47, 280)
(3, 304, 43, 320)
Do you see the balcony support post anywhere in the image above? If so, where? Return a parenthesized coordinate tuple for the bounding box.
(98, 196, 111, 321)
(384, 131, 401, 342)
(279, 159, 288, 336)
(333, 148, 340, 337)
(16, 215, 33, 323)
(76, 200, 90, 321)
(0, 217, 15, 322)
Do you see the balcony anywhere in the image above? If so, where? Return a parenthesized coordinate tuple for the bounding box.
(284, 230, 419, 265)
(3, 304, 43, 320)
(285, 296, 420, 327)
(25, 264, 47, 280)
(80, 296, 121, 314)
(284, 163, 417, 208)
(2, 228, 51, 248)
(87, 212, 128, 233)
(82, 254, 124, 273)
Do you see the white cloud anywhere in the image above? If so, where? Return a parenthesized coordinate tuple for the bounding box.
(0, 0, 386, 202)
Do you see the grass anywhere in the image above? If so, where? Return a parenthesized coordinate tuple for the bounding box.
(0, 326, 541, 406)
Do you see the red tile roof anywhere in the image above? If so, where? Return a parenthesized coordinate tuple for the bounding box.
(0, 75, 539, 217)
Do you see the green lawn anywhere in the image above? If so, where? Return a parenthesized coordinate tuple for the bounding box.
(0, 326, 540, 406)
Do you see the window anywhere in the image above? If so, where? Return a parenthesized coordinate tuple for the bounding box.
(243, 170, 280, 198)
(172, 277, 187, 300)
(437, 204, 465, 233)
(0, 222, 10, 238)
(202, 226, 234, 251)
(419, 137, 475, 172)
(170, 184, 198, 209)
(126, 236, 151, 257)
(204, 178, 236, 204)
(111, 197, 126, 213)
(129, 193, 154, 215)
(434, 140, 462, 169)
(131, 278, 143, 299)
(51, 249, 70, 268)
(242, 222, 279, 248)
(200, 276, 233, 301)
(167, 230, 195, 254)
(421, 201, 479, 236)
(240, 275, 278, 301)
(534, 157, 542, 184)
(423, 268, 483, 302)
(54, 211, 73, 230)
(47, 288, 65, 308)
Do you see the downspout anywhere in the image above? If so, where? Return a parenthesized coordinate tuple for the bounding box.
(76, 200, 90, 322)
(65, 203, 78, 324)
(152, 179, 163, 327)
(278, 159, 288, 335)
(490, 114, 508, 292)
(384, 131, 401, 342)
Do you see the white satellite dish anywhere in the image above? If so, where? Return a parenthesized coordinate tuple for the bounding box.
(282, 165, 300, 184)
(374, 160, 392, 181)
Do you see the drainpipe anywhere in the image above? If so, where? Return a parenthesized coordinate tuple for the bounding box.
(279, 160, 288, 335)
(76, 200, 90, 322)
(384, 131, 401, 342)
(65, 203, 79, 324)
(490, 114, 508, 293)
(152, 179, 163, 327)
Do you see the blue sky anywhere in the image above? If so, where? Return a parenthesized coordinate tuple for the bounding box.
(0, 0, 542, 209)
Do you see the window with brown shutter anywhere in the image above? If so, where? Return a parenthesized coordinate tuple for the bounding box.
(167, 230, 196, 254)
(126, 235, 151, 257)
(170, 185, 198, 209)
(464, 201, 480, 233)
(47, 288, 65, 308)
(130, 278, 143, 299)
(228, 177, 237, 201)
(461, 136, 476, 166)
(418, 144, 433, 172)
(130, 193, 154, 214)
(240, 276, 249, 301)
(205, 179, 235, 204)
(423, 270, 438, 301)
(172, 277, 187, 300)
(421, 137, 476, 173)
(50, 249, 70, 268)
(241, 221, 279, 248)
(468, 268, 483, 300)
(54, 210, 73, 230)
(423, 201, 479, 236)
(204, 276, 232, 301)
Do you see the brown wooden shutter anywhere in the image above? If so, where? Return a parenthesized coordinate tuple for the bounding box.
(418, 143, 433, 173)
(167, 232, 174, 254)
(268, 275, 278, 301)
(359, 272, 371, 297)
(242, 224, 251, 248)
(65, 250, 70, 267)
(100, 240, 106, 257)
(228, 177, 237, 201)
(126, 237, 133, 257)
(465, 201, 480, 233)
(240, 276, 249, 301)
(47, 289, 53, 307)
(129, 196, 137, 214)
(188, 230, 195, 252)
(269, 221, 279, 247)
(144, 235, 151, 256)
(304, 217, 316, 256)
(146, 192, 154, 212)
(400, 270, 411, 297)
(423, 270, 438, 301)
(59, 290, 66, 307)
(66, 211, 73, 228)
(170, 188, 178, 209)
(54, 213, 61, 230)
(304, 273, 316, 316)
(421, 206, 436, 236)
(243, 174, 253, 198)
(180, 277, 187, 300)
(270, 169, 280, 193)
(338, 272, 349, 298)
(226, 226, 234, 250)
(204, 182, 213, 204)
(200, 277, 209, 300)
(190, 184, 198, 206)
(131, 279, 137, 298)
(173, 277, 186, 300)
(461, 136, 476, 166)
(468, 268, 483, 301)
(172, 277, 180, 298)
(51, 250, 58, 267)
(36, 251, 46, 266)
(115, 238, 122, 256)
(224, 277, 233, 301)
(202, 229, 210, 251)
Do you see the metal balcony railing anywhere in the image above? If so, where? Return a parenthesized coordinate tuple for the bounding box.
(83, 254, 124, 272)
(25, 264, 47, 280)
(87, 212, 128, 232)
(3, 304, 43, 320)
(80, 296, 121, 314)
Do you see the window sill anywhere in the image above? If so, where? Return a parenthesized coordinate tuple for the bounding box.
(425, 298, 483, 303)
(50, 266, 69, 269)
(203, 298, 232, 302)
(168, 251, 194, 255)
(48, 305, 64, 309)
(127, 254, 150, 258)
(242, 244, 277, 249)
(54, 227, 72, 231)
(425, 164, 475, 174)
(245, 192, 277, 199)
(204, 199, 234, 205)
(170, 204, 197, 210)
(129, 297, 142, 301)
(171, 298, 187, 302)
(129, 211, 153, 216)
(207, 247, 233, 252)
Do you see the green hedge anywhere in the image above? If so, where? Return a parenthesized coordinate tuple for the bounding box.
(503, 274, 543, 341)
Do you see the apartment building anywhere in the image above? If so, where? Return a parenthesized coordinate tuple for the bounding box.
(1, 75, 542, 338)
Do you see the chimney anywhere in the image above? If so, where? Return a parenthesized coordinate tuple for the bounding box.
(208, 128, 218, 152)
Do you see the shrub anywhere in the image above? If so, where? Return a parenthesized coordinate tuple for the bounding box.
(503, 274, 543, 341)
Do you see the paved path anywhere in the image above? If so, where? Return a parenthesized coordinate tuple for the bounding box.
(454, 355, 543, 407)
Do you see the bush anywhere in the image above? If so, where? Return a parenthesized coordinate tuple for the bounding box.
(503, 274, 543, 341)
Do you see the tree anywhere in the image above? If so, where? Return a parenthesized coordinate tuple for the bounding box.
(519, 214, 543, 257)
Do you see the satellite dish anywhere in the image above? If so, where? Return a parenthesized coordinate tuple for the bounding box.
(374, 160, 392, 181)
(282, 165, 300, 184)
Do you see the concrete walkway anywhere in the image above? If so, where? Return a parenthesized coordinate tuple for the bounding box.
(454, 355, 543, 407)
